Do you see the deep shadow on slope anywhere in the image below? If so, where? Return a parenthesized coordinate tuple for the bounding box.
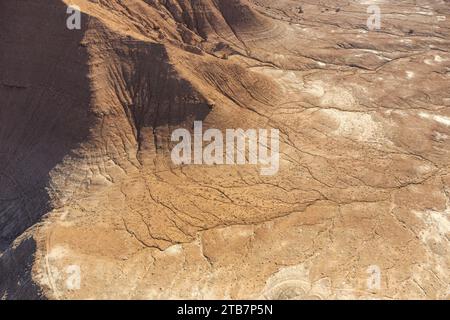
(0, 237, 42, 299)
(0, 0, 94, 249)
(113, 42, 211, 154)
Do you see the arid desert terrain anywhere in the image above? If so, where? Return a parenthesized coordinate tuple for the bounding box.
(0, 0, 449, 299)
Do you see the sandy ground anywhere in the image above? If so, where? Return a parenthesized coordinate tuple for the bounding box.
(0, 0, 449, 299)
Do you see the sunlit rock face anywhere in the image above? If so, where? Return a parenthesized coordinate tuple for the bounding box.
(0, 0, 449, 300)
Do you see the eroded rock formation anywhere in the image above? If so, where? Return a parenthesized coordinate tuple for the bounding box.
(0, 0, 449, 299)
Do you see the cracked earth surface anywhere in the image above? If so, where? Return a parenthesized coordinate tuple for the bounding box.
(0, 0, 449, 299)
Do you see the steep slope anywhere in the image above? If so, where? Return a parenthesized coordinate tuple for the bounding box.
(1, 0, 449, 299)
(0, 0, 93, 249)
